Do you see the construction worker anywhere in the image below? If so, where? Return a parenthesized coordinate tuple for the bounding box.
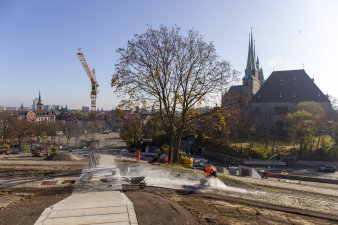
(204, 166, 217, 177)
(135, 150, 141, 164)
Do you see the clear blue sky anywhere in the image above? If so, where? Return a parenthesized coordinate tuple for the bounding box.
(1, 0, 338, 110)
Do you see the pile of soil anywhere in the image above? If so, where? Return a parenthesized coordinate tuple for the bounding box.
(45, 153, 80, 161)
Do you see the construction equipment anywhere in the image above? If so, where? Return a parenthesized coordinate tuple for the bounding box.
(31, 144, 49, 157)
(122, 176, 146, 189)
(77, 48, 99, 169)
(76, 49, 98, 112)
(155, 144, 194, 168)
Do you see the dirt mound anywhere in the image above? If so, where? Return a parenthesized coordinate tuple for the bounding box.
(45, 153, 80, 161)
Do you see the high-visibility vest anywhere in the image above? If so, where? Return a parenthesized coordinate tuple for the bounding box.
(205, 167, 214, 176)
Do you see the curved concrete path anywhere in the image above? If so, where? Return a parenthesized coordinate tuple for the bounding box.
(34, 154, 138, 225)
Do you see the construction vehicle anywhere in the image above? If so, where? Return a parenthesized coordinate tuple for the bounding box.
(31, 144, 49, 157)
(0, 144, 10, 154)
(77, 48, 99, 169)
(155, 144, 194, 168)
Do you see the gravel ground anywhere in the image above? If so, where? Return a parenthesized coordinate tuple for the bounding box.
(126, 186, 338, 225)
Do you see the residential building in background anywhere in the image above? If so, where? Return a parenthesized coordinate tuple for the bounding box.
(32, 98, 38, 110)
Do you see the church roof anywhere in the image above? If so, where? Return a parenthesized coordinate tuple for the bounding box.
(250, 69, 330, 103)
(228, 85, 243, 94)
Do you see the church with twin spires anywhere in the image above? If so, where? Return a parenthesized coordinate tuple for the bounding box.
(225, 29, 331, 117)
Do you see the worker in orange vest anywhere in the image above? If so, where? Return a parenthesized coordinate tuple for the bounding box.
(164, 156, 168, 164)
(135, 150, 141, 164)
(204, 167, 217, 177)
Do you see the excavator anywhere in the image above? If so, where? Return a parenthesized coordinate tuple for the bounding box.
(155, 144, 194, 168)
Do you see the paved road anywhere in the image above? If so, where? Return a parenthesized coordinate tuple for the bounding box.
(34, 155, 138, 225)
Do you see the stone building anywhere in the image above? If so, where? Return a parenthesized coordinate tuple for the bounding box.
(225, 30, 331, 120)
(226, 29, 264, 102)
(36, 110, 55, 122)
(250, 69, 331, 119)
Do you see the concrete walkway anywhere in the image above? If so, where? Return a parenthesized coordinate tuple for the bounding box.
(34, 154, 138, 225)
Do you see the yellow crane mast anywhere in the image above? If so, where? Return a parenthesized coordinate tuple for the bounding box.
(76, 48, 99, 112)
(76, 48, 99, 169)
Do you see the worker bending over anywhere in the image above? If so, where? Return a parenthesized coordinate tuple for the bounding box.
(204, 167, 217, 177)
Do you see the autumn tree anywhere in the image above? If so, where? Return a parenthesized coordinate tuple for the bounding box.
(120, 119, 142, 148)
(62, 123, 77, 146)
(73, 124, 84, 146)
(111, 25, 237, 163)
(36, 121, 49, 143)
(0, 111, 12, 144)
(9, 118, 36, 151)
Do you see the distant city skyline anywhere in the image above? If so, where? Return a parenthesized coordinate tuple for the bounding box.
(1, 0, 338, 109)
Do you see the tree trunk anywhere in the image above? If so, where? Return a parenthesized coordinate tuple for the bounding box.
(18, 137, 22, 152)
(168, 133, 174, 165)
(173, 132, 183, 164)
(316, 136, 321, 151)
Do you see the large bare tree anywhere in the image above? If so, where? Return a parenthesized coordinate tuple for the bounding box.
(111, 25, 237, 163)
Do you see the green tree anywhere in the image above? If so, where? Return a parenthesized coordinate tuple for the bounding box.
(298, 101, 327, 151)
(287, 110, 314, 154)
(111, 25, 237, 163)
(297, 101, 325, 116)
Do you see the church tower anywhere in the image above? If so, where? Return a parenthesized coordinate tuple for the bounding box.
(36, 91, 43, 110)
(242, 29, 264, 100)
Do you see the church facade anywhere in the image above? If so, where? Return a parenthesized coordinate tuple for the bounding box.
(225, 30, 331, 119)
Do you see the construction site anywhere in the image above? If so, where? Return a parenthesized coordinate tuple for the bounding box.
(2, 2, 338, 224)
(0, 130, 337, 225)
(0, 43, 337, 225)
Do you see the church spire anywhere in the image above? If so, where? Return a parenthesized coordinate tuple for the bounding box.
(38, 90, 42, 104)
(245, 28, 258, 78)
(256, 55, 260, 69)
(245, 35, 251, 74)
(37, 90, 43, 110)
(251, 29, 257, 71)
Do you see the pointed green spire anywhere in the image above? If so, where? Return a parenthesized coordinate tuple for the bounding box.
(256, 55, 260, 69)
(245, 35, 251, 73)
(244, 28, 258, 78)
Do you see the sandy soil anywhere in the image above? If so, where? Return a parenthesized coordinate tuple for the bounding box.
(126, 187, 337, 225)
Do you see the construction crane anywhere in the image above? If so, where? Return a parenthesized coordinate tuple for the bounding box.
(76, 48, 99, 169)
(76, 48, 99, 112)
